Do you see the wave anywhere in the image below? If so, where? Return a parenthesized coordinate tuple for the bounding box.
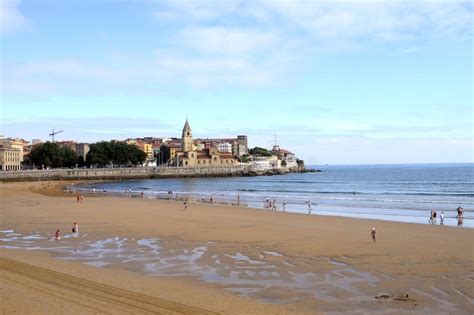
(237, 188, 474, 197)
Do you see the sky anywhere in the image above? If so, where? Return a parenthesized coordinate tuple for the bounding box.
(0, 0, 472, 165)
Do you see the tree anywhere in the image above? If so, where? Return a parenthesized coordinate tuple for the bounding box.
(77, 155, 85, 167)
(248, 147, 272, 157)
(86, 141, 146, 167)
(281, 160, 287, 167)
(296, 159, 305, 168)
(160, 145, 171, 164)
(239, 154, 250, 163)
(28, 142, 76, 168)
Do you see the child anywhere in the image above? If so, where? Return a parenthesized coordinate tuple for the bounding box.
(371, 228, 376, 242)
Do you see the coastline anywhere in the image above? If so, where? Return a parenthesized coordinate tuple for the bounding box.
(69, 175, 473, 229)
(1, 181, 473, 313)
(0, 166, 314, 182)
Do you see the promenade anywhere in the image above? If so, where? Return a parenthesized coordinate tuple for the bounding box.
(0, 166, 254, 182)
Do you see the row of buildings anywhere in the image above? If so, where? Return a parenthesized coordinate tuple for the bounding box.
(0, 136, 91, 171)
(0, 119, 299, 171)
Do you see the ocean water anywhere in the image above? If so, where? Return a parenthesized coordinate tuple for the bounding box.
(75, 164, 473, 227)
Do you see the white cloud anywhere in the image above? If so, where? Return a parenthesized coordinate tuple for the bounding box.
(144, 0, 473, 87)
(0, 0, 28, 35)
(153, 52, 284, 87)
(1, 59, 134, 95)
(154, 0, 472, 46)
(2, 1, 472, 94)
(179, 26, 278, 55)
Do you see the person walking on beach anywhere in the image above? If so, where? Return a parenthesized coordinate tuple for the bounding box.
(429, 210, 434, 224)
(237, 193, 240, 206)
(55, 229, 61, 240)
(457, 206, 464, 220)
(440, 211, 444, 225)
(184, 201, 188, 210)
(272, 199, 277, 211)
(72, 222, 79, 237)
(433, 210, 437, 224)
(80, 195, 84, 202)
(282, 200, 286, 212)
(371, 228, 376, 242)
(307, 201, 312, 215)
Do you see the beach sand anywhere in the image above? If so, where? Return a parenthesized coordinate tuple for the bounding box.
(1, 181, 473, 314)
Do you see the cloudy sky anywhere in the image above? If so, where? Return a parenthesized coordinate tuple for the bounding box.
(0, 0, 472, 164)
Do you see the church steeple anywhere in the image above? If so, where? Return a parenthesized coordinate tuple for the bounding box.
(182, 119, 192, 135)
(182, 119, 193, 152)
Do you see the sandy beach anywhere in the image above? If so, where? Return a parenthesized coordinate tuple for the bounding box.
(1, 181, 473, 314)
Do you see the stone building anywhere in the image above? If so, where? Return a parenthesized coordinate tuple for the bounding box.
(74, 143, 90, 160)
(193, 135, 248, 157)
(0, 146, 22, 171)
(176, 120, 238, 167)
(0, 136, 26, 162)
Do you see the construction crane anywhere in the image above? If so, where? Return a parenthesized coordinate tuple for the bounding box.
(49, 129, 63, 142)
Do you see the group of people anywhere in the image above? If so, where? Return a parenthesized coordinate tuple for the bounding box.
(429, 210, 444, 224)
(429, 206, 465, 225)
(75, 194, 84, 202)
(54, 222, 79, 240)
(264, 197, 278, 211)
(200, 196, 213, 203)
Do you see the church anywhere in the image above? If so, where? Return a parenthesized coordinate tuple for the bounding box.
(175, 119, 238, 167)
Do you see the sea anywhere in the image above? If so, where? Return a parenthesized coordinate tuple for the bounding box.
(75, 163, 473, 228)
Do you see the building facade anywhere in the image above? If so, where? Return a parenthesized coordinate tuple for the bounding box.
(74, 143, 90, 160)
(176, 120, 238, 167)
(0, 137, 26, 163)
(217, 142, 232, 153)
(0, 146, 22, 171)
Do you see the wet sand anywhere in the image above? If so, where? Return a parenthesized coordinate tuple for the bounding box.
(1, 181, 473, 314)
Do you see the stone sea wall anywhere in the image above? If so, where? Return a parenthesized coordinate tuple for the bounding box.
(0, 166, 254, 182)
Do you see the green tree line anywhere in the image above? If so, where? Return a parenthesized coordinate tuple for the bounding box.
(86, 141, 146, 167)
(248, 147, 273, 156)
(27, 142, 77, 168)
(26, 141, 147, 169)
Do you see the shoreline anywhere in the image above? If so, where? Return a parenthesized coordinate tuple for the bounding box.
(68, 179, 473, 229)
(1, 181, 473, 314)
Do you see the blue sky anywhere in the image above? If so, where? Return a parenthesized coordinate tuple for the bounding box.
(0, 0, 472, 164)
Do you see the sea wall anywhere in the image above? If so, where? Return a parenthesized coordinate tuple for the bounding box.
(0, 166, 254, 182)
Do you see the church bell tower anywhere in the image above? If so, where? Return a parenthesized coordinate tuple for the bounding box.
(182, 119, 193, 152)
